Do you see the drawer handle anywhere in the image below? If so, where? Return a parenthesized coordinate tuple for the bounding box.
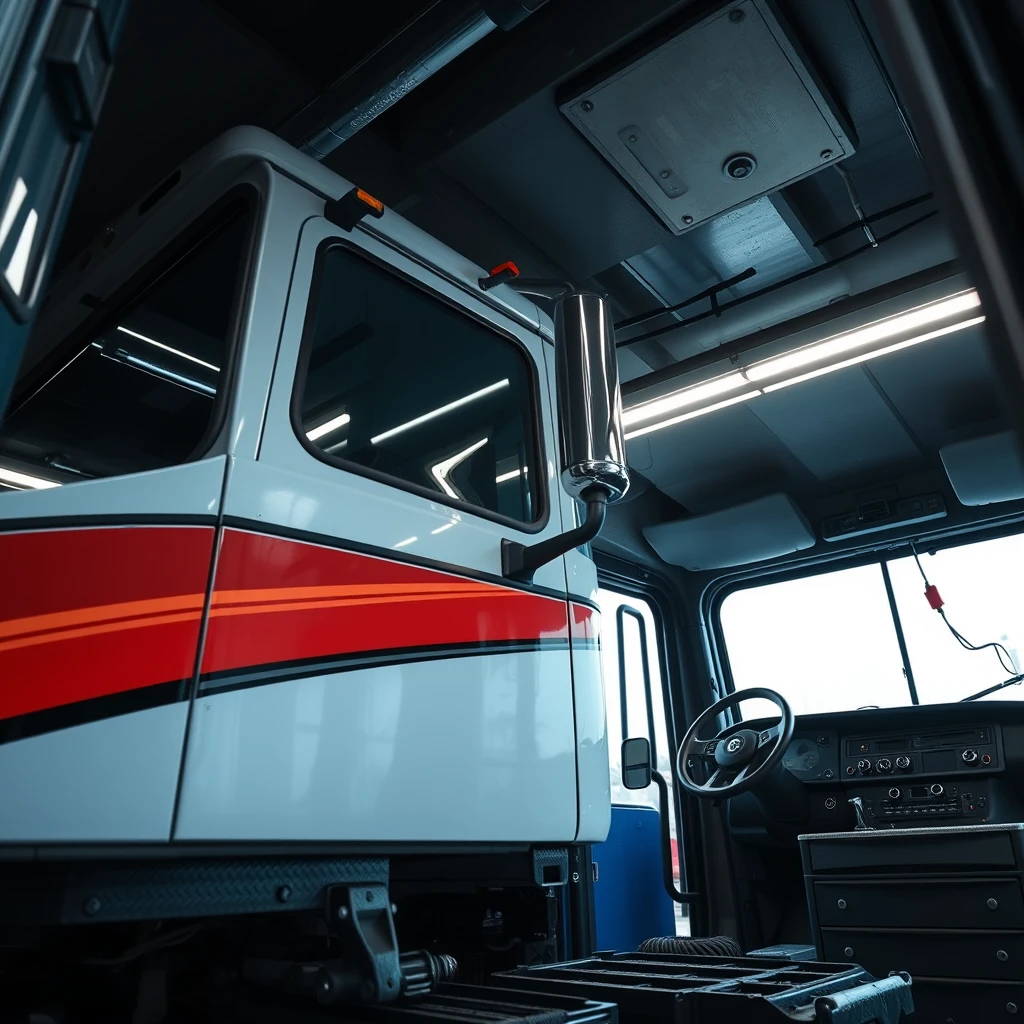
(997, 949, 1009, 962)
(844, 946, 854, 958)
(1007, 1002, 1017, 1015)
(837, 899, 847, 910)
(988, 898, 999, 910)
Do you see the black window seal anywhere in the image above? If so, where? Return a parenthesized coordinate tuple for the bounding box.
(5, 183, 262, 474)
(288, 236, 550, 534)
(706, 514, 1024, 708)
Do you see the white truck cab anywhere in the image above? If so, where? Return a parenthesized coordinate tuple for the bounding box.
(0, 127, 618, 851)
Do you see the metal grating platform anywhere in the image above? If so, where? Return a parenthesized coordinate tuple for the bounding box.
(493, 951, 913, 1023)
(223, 983, 618, 1024)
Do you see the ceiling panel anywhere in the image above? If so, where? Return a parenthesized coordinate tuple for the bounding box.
(630, 401, 817, 513)
(745, 366, 922, 481)
(864, 325, 1003, 448)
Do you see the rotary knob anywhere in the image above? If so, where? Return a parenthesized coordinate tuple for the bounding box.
(888, 787, 901, 801)
(930, 783, 945, 796)
(963, 749, 979, 764)
(857, 758, 873, 775)
(895, 755, 912, 771)
(876, 757, 893, 773)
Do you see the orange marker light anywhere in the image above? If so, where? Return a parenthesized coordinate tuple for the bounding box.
(356, 189, 384, 213)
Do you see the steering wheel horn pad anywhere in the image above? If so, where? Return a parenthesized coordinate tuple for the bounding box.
(715, 729, 760, 768)
(675, 687, 795, 799)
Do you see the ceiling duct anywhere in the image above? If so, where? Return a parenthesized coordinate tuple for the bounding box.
(558, 0, 855, 235)
(282, 1, 548, 160)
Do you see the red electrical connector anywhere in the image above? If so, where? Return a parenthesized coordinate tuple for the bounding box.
(924, 584, 944, 610)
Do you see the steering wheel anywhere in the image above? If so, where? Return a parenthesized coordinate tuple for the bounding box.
(675, 687, 795, 798)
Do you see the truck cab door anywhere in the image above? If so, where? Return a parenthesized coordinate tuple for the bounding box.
(173, 202, 586, 845)
(0, 0, 129, 415)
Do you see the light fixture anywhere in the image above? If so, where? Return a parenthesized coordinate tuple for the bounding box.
(744, 290, 981, 382)
(431, 437, 488, 499)
(307, 411, 351, 442)
(761, 316, 986, 392)
(116, 326, 221, 373)
(371, 379, 509, 444)
(625, 391, 761, 440)
(496, 467, 523, 483)
(0, 466, 61, 490)
(623, 290, 984, 440)
(622, 372, 750, 429)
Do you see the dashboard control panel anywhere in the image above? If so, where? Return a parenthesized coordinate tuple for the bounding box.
(872, 781, 989, 822)
(841, 724, 999, 778)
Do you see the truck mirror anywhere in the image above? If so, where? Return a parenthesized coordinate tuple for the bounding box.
(500, 288, 630, 582)
(621, 736, 652, 790)
(553, 291, 630, 504)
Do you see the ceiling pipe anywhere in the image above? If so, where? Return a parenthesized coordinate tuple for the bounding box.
(621, 259, 965, 400)
(280, 1, 549, 160)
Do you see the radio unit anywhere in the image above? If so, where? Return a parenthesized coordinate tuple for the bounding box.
(873, 781, 989, 822)
(842, 725, 999, 778)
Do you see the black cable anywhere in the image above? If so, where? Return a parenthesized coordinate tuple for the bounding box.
(910, 541, 1018, 676)
(616, 210, 939, 349)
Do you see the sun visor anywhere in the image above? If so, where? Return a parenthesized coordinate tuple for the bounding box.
(644, 494, 815, 571)
(940, 431, 1024, 506)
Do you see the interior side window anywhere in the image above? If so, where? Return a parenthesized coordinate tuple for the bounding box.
(597, 586, 688, 935)
(294, 245, 542, 525)
(0, 201, 252, 489)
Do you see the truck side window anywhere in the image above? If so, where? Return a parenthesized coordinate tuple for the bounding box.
(294, 245, 543, 526)
(0, 199, 252, 486)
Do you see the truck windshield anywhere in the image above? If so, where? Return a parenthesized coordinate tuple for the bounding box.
(721, 530, 1024, 718)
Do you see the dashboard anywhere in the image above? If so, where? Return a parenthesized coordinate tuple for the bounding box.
(725, 701, 1024, 842)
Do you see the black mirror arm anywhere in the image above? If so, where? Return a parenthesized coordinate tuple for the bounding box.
(652, 770, 700, 906)
(502, 490, 607, 582)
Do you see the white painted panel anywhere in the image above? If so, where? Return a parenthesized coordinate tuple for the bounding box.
(0, 456, 225, 521)
(252, 217, 567, 592)
(573, 645, 611, 843)
(175, 651, 577, 842)
(0, 703, 189, 841)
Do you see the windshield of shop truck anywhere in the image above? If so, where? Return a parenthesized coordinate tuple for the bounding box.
(721, 530, 1024, 718)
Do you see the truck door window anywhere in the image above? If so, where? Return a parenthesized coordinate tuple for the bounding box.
(597, 587, 688, 934)
(293, 245, 543, 525)
(887, 533, 1024, 703)
(721, 564, 908, 718)
(721, 529, 1024, 715)
(0, 199, 252, 486)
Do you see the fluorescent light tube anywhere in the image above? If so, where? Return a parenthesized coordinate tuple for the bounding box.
(0, 466, 61, 489)
(431, 437, 488, 498)
(622, 372, 749, 427)
(745, 290, 980, 382)
(372, 380, 509, 444)
(116, 326, 221, 372)
(4, 207, 37, 296)
(762, 315, 986, 392)
(624, 391, 761, 440)
(0, 178, 27, 251)
(307, 412, 351, 442)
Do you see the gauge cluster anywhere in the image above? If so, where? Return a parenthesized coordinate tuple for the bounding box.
(782, 732, 839, 781)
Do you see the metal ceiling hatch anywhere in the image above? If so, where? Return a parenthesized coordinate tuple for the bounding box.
(558, 0, 856, 235)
